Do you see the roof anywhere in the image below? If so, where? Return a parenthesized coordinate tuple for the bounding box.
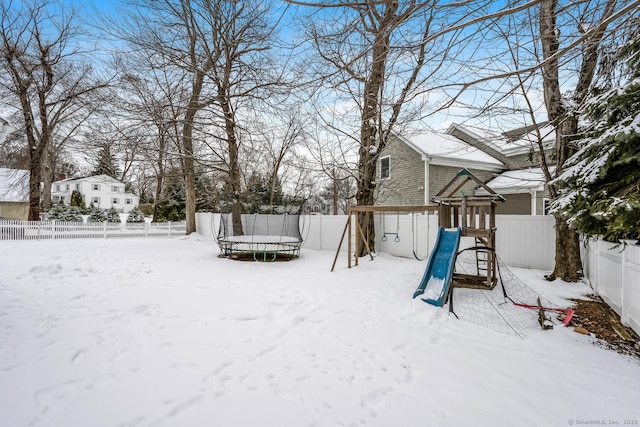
(0, 168, 29, 202)
(448, 122, 555, 157)
(475, 167, 553, 195)
(398, 130, 505, 171)
(53, 174, 125, 185)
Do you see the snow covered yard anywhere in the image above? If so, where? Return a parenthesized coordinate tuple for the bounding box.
(0, 237, 638, 427)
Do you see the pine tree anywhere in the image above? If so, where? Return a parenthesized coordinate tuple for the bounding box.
(91, 145, 120, 179)
(126, 206, 145, 223)
(69, 189, 86, 212)
(106, 206, 122, 223)
(555, 33, 640, 242)
(155, 171, 186, 222)
(87, 203, 108, 223)
(47, 201, 83, 222)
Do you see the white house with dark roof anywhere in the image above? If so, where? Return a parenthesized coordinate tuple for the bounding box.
(52, 174, 139, 213)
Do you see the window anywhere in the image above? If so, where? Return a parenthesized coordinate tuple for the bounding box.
(75, 184, 80, 190)
(543, 198, 551, 215)
(111, 185, 119, 192)
(125, 198, 132, 205)
(92, 184, 100, 191)
(380, 156, 390, 179)
(55, 184, 60, 191)
(65, 184, 70, 191)
(92, 197, 100, 205)
(112, 197, 119, 205)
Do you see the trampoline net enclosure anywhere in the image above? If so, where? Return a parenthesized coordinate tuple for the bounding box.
(217, 212, 303, 260)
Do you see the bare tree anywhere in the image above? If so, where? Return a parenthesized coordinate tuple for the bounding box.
(110, 0, 289, 234)
(291, 0, 502, 255)
(472, 0, 634, 281)
(0, 0, 108, 219)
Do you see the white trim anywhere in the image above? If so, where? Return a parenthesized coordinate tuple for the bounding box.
(424, 157, 430, 205)
(380, 155, 390, 180)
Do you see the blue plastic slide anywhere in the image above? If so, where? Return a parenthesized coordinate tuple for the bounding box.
(412, 226, 462, 307)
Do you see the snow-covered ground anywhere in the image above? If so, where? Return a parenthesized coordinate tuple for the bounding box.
(1, 237, 638, 427)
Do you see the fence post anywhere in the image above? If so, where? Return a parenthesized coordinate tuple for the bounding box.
(103, 221, 107, 239)
(51, 220, 56, 240)
(620, 241, 629, 325)
(168, 221, 172, 237)
(145, 221, 149, 237)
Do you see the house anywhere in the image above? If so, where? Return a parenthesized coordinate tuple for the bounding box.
(0, 117, 16, 144)
(0, 168, 29, 220)
(475, 167, 553, 215)
(373, 123, 555, 215)
(446, 123, 555, 215)
(374, 130, 505, 206)
(51, 174, 139, 213)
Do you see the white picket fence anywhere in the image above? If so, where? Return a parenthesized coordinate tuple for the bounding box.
(0, 219, 186, 240)
(582, 239, 640, 336)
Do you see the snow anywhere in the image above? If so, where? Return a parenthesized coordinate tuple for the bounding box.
(221, 235, 301, 243)
(0, 168, 29, 203)
(1, 237, 639, 427)
(476, 167, 554, 194)
(403, 131, 504, 166)
(422, 276, 445, 301)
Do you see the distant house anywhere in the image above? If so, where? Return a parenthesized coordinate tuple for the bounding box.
(0, 117, 16, 144)
(374, 123, 555, 215)
(475, 168, 553, 215)
(447, 123, 555, 215)
(374, 130, 505, 206)
(0, 168, 29, 220)
(52, 175, 139, 213)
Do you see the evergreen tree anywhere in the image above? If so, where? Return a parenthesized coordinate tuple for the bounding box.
(555, 33, 640, 242)
(106, 206, 122, 223)
(126, 206, 146, 223)
(87, 203, 108, 223)
(47, 201, 83, 222)
(69, 189, 86, 212)
(155, 171, 186, 222)
(91, 145, 120, 178)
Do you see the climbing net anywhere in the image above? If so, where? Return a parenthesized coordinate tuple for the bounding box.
(449, 249, 574, 338)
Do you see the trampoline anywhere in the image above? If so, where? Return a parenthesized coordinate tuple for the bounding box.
(217, 211, 304, 261)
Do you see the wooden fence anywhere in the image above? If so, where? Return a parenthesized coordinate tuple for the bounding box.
(0, 219, 186, 240)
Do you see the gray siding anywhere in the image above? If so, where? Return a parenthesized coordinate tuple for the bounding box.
(429, 165, 496, 201)
(375, 136, 425, 206)
(495, 193, 532, 214)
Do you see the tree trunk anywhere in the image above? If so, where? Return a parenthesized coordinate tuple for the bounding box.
(355, 3, 395, 257)
(28, 149, 43, 220)
(182, 117, 197, 235)
(539, 0, 584, 281)
(548, 217, 583, 282)
(41, 147, 54, 209)
(228, 139, 243, 236)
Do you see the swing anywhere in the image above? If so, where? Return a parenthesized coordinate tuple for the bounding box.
(411, 212, 429, 261)
(381, 211, 400, 242)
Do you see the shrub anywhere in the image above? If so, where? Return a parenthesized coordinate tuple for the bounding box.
(106, 207, 121, 223)
(126, 207, 145, 223)
(87, 203, 108, 222)
(47, 202, 83, 222)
